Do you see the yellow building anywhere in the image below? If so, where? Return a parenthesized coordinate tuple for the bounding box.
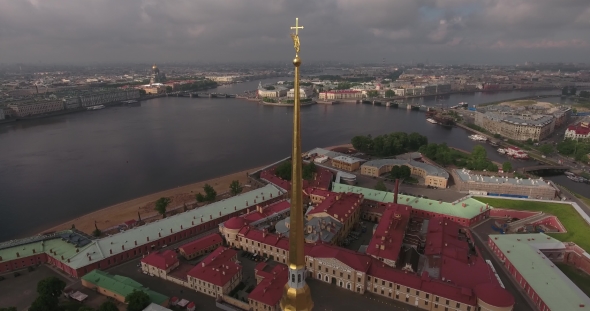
(331, 155, 364, 172)
(318, 90, 363, 100)
(187, 247, 242, 298)
(361, 159, 449, 189)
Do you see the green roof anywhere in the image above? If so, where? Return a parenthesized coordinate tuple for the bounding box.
(331, 184, 488, 219)
(490, 234, 590, 310)
(0, 231, 92, 263)
(82, 270, 168, 305)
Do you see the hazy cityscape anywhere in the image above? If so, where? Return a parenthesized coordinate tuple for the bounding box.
(2, 1, 590, 311)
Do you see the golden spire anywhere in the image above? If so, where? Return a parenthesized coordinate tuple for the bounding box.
(280, 17, 314, 311)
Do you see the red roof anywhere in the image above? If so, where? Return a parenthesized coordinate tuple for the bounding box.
(224, 217, 249, 230)
(474, 283, 515, 307)
(307, 168, 334, 189)
(304, 187, 333, 198)
(141, 250, 178, 270)
(308, 192, 363, 224)
(187, 247, 241, 286)
(248, 264, 288, 306)
(566, 124, 590, 135)
(242, 201, 290, 223)
(308, 244, 371, 272)
(366, 203, 412, 262)
(368, 259, 422, 289)
(179, 234, 223, 256)
(239, 227, 290, 252)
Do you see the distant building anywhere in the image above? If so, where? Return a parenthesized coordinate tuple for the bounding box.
(474, 110, 555, 141)
(79, 90, 140, 107)
(257, 82, 287, 98)
(318, 90, 363, 100)
(287, 86, 313, 99)
(361, 158, 449, 189)
(565, 122, 590, 140)
(366, 203, 412, 268)
(150, 64, 165, 84)
(206, 76, 239, 83)
(7, 99, 64, 117)
(81, 269, 169, 306)
(141, 84, 166, 95)
(0, 107, 5, 120)
(452, 168, 557, 199)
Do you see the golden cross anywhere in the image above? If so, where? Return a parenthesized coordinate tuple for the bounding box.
(290, 17, 304, 35)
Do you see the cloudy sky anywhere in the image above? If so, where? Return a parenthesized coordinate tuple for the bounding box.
(1, 0, 589, 64)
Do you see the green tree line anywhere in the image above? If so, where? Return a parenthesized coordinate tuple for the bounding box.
(351, 132, 428, 156)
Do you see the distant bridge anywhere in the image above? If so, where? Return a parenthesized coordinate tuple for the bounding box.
(165, 91, 237, 98)
(520, 165, 569, 175)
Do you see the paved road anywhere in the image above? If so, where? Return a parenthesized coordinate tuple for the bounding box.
(471, 221, 535, 311)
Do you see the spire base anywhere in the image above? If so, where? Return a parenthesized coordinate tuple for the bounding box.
(280, 283, 314, 311)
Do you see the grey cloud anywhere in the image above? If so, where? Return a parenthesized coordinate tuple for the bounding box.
(0, 0, 589, 64)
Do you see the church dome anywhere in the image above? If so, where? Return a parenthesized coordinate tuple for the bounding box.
(152, 64, 158, 70)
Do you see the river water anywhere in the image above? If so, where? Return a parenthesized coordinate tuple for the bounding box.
(0, 79, 583, 241)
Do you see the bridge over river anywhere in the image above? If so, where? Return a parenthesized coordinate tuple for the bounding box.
(165, 91, 237, 98)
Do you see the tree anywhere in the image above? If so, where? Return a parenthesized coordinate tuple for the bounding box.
(366, 90, 379, 98)
(229, 180, 243, 196)
(98, 300, 119, 311)
(93, 228, 101, 237)
(399, 165, 412, 179)
(302, 162, 317, 180)
(195, 193, 205, 203)
(374, 180, 387, 191)
(275, 161, 292, 181)
(384, 89, 395, 98)
(203, 184, 217, 202)
(138, 89, 147, 96)
(79, 307, 96, 311)
(29, 294, 59, 311)
(539, 144, 554, 155)
(0, 307, 17, 311)
(98, 301, 119, 311)
(165, 86, 173, 93)
(525, 138, 534, 145)
(502, 161, 512, 172)
(37, 276, 66, 298)
(580, 91, 590, 98)
(125, 290, 151, 311)
(154, 197, 171, 218)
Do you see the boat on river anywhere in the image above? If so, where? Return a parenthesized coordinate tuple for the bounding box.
(426, 118, 438, 124)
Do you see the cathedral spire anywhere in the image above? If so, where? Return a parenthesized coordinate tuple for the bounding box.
(280, 17, 314, 311)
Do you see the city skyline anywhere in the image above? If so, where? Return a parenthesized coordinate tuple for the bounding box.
(0, 0, 589, 64)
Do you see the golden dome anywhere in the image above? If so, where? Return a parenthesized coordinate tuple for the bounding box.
(152, 64, 158, 70)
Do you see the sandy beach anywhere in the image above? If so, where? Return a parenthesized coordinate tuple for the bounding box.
(42, 144, 350, 236)
(43, 166, 264, 235)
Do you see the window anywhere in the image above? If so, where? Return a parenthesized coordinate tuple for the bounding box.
(456, 303, 460, 308)
(396, 285, 400, 290)
(446, 300, 449, 305)
(416, 290, 420, 295)
(406, 288, 410, 293)
(292, 274, 295, 283)
(298, 274, 301, 283)
(467, 307, 471, 311)
(405, 297, 409, 302)
(425, 301, 429, 306)
(340, 272, 343, 277)
(426, 293, 429, 299)
(436, 297, 439, 302)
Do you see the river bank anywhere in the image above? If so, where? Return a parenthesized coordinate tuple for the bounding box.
(41, 166, 263, 236)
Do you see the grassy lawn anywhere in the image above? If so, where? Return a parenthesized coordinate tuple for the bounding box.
(556, 263, 590, 297)
(475, 197, 590, 252)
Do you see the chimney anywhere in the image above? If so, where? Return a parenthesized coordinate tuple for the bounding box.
(192, 221, 194, 225)
(181, 225, 183, 230)
(16, 252, 19, 258)
(33, 249, 36, 254)
(270, 193, 273, 198)
(67, 259, 70, 263)
(61, 255, 64, 260)
(158, 232, 161, 237)
(170, 228, 173, 233)
(210, 215, 212, 220)
(147, 236, 150, 241)
(122, 245, 125, 250)
(88, 255, 92, 260)
(135, 241, 137, 246)
(394, 179, 400, 204)
(110, 249, 112, 254)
